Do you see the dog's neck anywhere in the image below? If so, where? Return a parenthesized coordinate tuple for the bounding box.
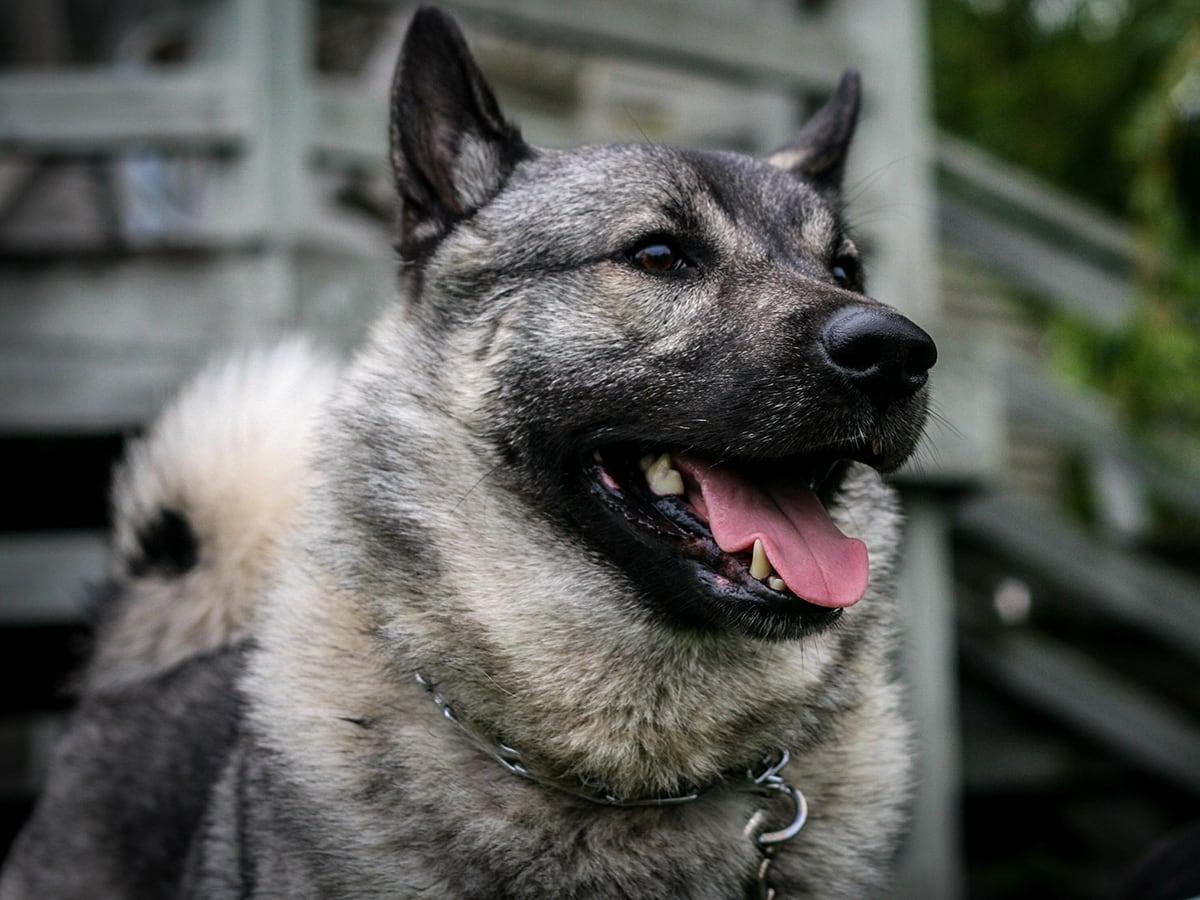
(411, 667, 801, 807)
(255, 493, 854, 802)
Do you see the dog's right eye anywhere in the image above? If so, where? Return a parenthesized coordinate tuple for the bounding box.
(630, 239, 687, 275)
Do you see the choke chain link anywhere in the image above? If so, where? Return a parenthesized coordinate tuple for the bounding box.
(414, 672, 807, 897)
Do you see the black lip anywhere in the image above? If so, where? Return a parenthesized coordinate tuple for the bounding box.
(577, 443, 874, 640)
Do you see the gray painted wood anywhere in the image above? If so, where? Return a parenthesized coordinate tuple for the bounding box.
(824, 0, 945, 325)
(938, 133, 1133, 263)
(0, 349, 198, 432)
(0, 69, 250, 150)
(895, 349, 1004, 486)
(0, 252, 340, 432)
(0, 531, 107, 623)
(956, 492, 1200, 660)
(939, 195, 1131, 329)
(893, 493, 964, 900)
(961, 627, 1200, 794)
(429, 0, 848, 91)
(1004, 363, 1200, 521)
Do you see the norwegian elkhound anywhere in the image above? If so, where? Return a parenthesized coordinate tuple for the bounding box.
(1, 7, 936, 898)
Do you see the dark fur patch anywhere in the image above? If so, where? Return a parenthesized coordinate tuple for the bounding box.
(128, 508, 198, 578)
(1, 645, 246, 897)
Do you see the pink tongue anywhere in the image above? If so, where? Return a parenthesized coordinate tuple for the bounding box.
(674, 457, 868, 608)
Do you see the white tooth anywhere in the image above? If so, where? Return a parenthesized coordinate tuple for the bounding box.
(648, 467, 685, 497)
(750, 539, 771, 580)
(646, 453, 684, 496)
(768, 576, 786, 591)
(639, 453, 656, 472)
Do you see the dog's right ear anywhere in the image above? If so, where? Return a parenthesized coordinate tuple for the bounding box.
(767, 69, 861, 194)
(389, 7, 529, 260)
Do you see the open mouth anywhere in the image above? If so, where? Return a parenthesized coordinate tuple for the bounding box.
(583, 441, 883, 632)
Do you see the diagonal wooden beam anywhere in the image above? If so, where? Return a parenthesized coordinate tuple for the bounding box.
(956, 492, 1200, 660)
(960, 627, 1200, 794)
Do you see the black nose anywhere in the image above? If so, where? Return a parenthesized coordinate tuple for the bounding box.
(821, 306, 937, 405)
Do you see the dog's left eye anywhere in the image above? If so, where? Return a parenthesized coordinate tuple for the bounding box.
(831, 255, 859, 288)
(630, 239, 687, 275)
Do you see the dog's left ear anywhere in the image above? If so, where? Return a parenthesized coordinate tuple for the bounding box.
(389, 7, 529, 260)
(768, 69, 860, 192)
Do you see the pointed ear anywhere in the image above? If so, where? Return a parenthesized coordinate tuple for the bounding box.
(389, 7, 530, 260)
(768, 69, 861, 192)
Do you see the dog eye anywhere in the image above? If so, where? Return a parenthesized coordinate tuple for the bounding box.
(630, 239, 687, 275)
(831, 255, 859, 288)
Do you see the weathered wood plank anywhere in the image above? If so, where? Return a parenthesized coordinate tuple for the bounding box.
(938, 196, 1131, 329)
(312, 81, 578, 170)
(0, 531, 106, 624)
(893, 493, 965, 899)
(956, 492, 1200, 659)
(960, 627, 1200, 794)
(0, 348, 197, 432)
(0, 254, 307, 432)
(1005, 364, 1200, 519)
(893, 349, 1003, 485)
(342, 0, 847, 91)
(0, 256, 260, 348)
(0, 69, 251, 151)
(937, 133, 1133, 263)
(313, 70, 793, 171)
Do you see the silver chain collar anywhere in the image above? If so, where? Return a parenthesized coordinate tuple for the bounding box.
(414, 671, 806, 898)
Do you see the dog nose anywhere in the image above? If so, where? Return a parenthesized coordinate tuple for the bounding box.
(821, 306, 937, 405)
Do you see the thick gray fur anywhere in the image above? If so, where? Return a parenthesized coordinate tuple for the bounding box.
(1, 8, 924, 898)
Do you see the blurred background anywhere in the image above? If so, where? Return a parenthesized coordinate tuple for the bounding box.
(0, 1, 1197, 896)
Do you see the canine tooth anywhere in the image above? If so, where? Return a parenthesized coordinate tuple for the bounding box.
(769, 576, 786, 591)
(872, 437, 883, 456)
(750, 539, 771, 580)
(639, 453, 656, 472)
(646, 453, 684, 496)
(593, 450, 603, 463)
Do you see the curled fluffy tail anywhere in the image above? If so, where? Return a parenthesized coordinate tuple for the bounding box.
(86, 339, 340, 692)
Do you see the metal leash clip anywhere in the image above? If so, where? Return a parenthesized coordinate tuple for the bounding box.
(745, 750, 809, 899)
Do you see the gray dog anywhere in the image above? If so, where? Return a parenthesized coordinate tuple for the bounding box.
(1, 7, 936, 898)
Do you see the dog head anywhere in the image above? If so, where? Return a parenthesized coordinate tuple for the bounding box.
(344, 7, 935, 644)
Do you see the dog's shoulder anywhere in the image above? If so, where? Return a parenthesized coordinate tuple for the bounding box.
(85, 338, 340, 693)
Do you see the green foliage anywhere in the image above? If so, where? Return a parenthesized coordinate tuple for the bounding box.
(931, 0, 1200, 445)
